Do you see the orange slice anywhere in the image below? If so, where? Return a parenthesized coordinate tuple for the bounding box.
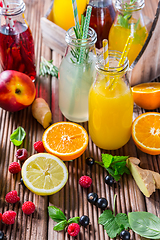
(42, 122, 88, 161)
(132, 82, 160, 110)
(132, 112, 160, 155)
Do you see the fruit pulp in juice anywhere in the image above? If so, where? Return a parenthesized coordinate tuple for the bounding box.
(88, 1, 116, 49)
(59, 52, 97, 122)
(0, 21, 36, 80)
(108, 22, 148, 65)
(88, 76, 133, 150)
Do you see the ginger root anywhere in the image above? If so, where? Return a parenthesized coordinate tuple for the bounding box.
(32, 98, 52, 129)
(127, 157, 160, 197)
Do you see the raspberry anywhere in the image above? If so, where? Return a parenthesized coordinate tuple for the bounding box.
(33, 141, 45, 153)
(22, 201, 35, 215)
(0, 213, 2, 221)
(15, 148, 28, 161)
(79, 175, 92, 188)
(67, 223, 80, 237)
(5, 190, 20, 204)
(9, 162, 21, 174)
(2, 211, 16, 225)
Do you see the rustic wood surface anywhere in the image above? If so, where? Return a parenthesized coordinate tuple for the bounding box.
(0, 0, 159, 240)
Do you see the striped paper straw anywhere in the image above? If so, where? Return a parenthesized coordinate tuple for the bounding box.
(79, 5, 92, 63)
(103, 39, 109, 68)
(118, 35, 134, 66)
(72, 0, 80, 30)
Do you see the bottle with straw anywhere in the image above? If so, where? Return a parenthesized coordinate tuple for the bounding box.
(88, 37, 134, 150)
(58, 2, 97, 123)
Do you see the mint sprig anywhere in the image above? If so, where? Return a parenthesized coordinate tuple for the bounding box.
(95, 153, 130, 181)
(39, 56, 58, 78)
(48, 206, 80, 231)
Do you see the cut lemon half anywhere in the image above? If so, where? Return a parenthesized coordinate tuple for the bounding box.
(42, 122, 88, 161)
(21, 153, 68, 195)
(132, 82, 160, 110)
(132, 112, 160, 155)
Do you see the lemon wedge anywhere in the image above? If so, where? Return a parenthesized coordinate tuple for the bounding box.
(21, 153, 68, 195)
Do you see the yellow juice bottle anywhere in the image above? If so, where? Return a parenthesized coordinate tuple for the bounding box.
(88, 51, 133, 150)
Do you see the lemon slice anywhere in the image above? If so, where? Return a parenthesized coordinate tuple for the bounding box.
(21, 153, 68, 195)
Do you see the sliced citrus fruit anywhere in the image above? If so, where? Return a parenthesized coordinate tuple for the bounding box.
(21, 153, 68, 195)
(132, 82, 160, 110)
(42, 122, 88, 161)
(132, 112, 160, 155)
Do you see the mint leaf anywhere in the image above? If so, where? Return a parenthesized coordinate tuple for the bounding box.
(10, 126, 26, 146)
(53, 220, 68, 231)
(117, 15, 129, 29)
(68, 217, 80, 224)
(128, 212, 160, 239)
(102, 153, 113, 168)
(48, 206, 67, 223)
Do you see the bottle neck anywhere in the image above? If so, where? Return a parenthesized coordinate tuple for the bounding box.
(0, 0, 25, 16)
(115, 0, 145, 13)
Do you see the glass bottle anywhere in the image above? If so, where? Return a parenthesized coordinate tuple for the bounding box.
(0, 0, 36, 81)
(87, 0, 116, 49)
(88, 50, 133, 150)
(108, 0, 148, 66)
(59, 27, 97, 122)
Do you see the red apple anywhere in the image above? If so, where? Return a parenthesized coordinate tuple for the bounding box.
(0, 70, 36, 112)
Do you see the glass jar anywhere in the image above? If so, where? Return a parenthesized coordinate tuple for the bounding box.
(0, 0, 36, 80)
(88, 50, 133, 150)
(59, 27, 97, 122)
(87, 0, 116, 49)
(108, 0, 148, 66)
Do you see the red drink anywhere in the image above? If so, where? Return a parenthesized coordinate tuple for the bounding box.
(88, 0, 116, 49)
(0, 21, 36, 80)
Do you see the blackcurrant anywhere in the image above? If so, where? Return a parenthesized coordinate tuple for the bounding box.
(79, 215, 89, 227)
(96, 197, 108, 209)
(0, 231, 4, 240)
(86, 157, 95, 166)
(120, 230, 130, 240)
(104, 175, 114, 186)
(87, 192, 98, 205)
(20, 178, 25, 186)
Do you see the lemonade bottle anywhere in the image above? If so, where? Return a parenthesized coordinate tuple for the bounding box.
(108, 0, 148, 66)
(88, 50, 133, 150)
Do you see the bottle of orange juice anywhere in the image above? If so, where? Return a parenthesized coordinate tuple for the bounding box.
(108, 0, 148, 66)
(88, 50, 133, 150)
(52, 0, 88, 31)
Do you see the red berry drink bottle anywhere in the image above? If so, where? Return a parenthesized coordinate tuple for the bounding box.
(88, 0, 116, 49)
(0, 0, 36, 81)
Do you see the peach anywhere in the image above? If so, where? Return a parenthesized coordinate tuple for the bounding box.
(0, 70, 36, 112)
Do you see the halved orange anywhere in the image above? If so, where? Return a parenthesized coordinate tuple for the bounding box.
(131, 82, 160, 110)
(132, 112, 160, 155)
(42, 122, 88, 161)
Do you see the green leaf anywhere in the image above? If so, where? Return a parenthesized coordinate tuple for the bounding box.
(128, 212, 160, 239)
(10, 126, 26, 146)
(118, 15, 129, 29)
(115, 213, 130, 229)
(98, 210, 114, 225)
(48, 206, 67, 223)
(68, 217, 80, 224)
(53, 220, 68, 231)
(102, 153, 113, 168)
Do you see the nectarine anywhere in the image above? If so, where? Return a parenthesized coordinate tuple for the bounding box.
(0, 70, 36, 112)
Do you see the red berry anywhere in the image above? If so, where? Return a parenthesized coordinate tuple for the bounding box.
(67, 223, 80, 237)
(5, 190, 20, 204)
(79, 176, 92, 188)
(2, 211, 16, 225)
(0, 2, 3, 7)
(0, 213, 2, 221)
(22, 201, 35, 215)
(9, 162, 21, 174)
(33, 141, 45, 153)
(15, 148, 28, 161)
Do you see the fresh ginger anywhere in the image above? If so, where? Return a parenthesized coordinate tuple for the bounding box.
(127, 157, 160, 197)
(32, 98, 52, 128)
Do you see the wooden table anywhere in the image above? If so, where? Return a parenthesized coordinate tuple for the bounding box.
(0, 0, 159, 239)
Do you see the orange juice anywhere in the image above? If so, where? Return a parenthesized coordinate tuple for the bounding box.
(52, 0, 88, 31)
(88, 51, 133, 150)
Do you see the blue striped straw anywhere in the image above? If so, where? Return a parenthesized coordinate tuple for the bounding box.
(72, 0, 80, 30)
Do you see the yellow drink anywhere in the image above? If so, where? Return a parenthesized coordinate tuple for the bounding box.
(109, 19, 148, 65)
(88, 51, 133, 150)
